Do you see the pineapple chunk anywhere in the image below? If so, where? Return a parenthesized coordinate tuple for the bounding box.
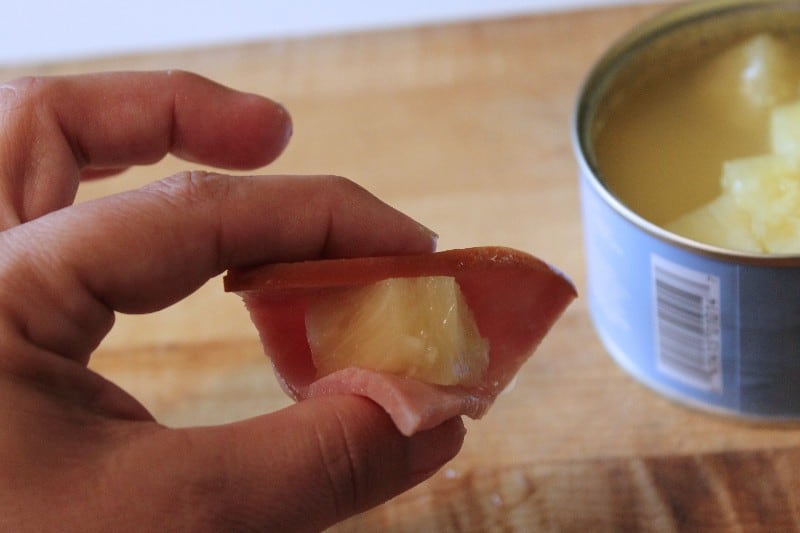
(771, 100, 800, 157)
(667, 154, 800, 254)
(698, 34, 800, 110)
(722, 154, 800, 253)
(305, 276, 489, 386)
(666, 195, 761, 253)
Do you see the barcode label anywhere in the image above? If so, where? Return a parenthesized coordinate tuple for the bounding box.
(652, 255, 722, 394)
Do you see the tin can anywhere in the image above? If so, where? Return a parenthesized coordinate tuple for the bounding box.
(574, 0, 800, 419)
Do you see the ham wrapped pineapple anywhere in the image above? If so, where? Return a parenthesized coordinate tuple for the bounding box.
(225, 246, 576, 436)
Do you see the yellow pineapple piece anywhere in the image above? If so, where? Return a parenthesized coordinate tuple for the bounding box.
(666, 195, 761, 253)
(771, 100, 800, 157)
(305, 276, 489, 386)
(721, 154, 800, 253)
(669, 154, 800, 254)
(698, 33, 800, 110)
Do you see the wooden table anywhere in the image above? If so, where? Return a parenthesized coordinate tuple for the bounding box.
(5, 3, 800, 530)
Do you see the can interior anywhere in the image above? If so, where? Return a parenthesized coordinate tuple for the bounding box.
(575, 0, 800, 261)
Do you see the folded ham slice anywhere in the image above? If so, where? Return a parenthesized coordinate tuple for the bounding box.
(224, 246, 576, 436)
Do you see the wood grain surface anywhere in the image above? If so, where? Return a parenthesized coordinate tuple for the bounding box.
(3, 2, 799, 531)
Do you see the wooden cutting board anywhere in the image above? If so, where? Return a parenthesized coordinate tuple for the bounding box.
(4, 1, 800, 530)
(333, 447, 800, 531)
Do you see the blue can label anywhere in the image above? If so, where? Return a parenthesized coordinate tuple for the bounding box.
(652, 255, 722, 395)
(581, 172, 800, 419)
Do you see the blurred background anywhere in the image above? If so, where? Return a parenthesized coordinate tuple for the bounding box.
(3, 0, 663, 66)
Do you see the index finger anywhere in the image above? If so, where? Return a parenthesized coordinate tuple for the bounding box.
(0, 173, 437, 363)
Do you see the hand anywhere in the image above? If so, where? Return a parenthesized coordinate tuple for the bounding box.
(0, 71, 464, 532)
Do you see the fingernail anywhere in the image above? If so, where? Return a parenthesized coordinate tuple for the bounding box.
(418, 224, 439, 252)
(407, 417, 465, 479)
(274, 102, 293, 147)
(428, 229, 439, 252)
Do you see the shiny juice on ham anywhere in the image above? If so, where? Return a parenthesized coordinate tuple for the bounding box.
(225, 247, 576, 435)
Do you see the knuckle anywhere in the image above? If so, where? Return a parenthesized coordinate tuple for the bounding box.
(310, 401, 391, 522)
(319, 174, 361, 196)
(146, 170, 233, 207)
(155, 431, 241, 532)
(164, 68, 202, 83)
(316, 423, 360, 520)
(312, 175, 370, 211)
(0, 76, 47, 113)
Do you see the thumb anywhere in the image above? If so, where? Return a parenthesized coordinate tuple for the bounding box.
(153, 395, 464, 532)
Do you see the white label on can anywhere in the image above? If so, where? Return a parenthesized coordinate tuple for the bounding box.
(651, 255, 722, 394)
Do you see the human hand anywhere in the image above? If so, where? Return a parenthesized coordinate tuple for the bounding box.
(0, 71, 464, 532)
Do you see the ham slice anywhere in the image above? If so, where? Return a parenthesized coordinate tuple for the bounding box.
(224, 246, 576, 436)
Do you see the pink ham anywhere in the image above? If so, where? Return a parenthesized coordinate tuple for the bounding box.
(224, 246, 576, 436)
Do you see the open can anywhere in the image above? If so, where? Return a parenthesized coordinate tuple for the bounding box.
(574, 0, 800, 419)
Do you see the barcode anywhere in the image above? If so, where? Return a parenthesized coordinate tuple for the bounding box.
(652, 256, 722, 394)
